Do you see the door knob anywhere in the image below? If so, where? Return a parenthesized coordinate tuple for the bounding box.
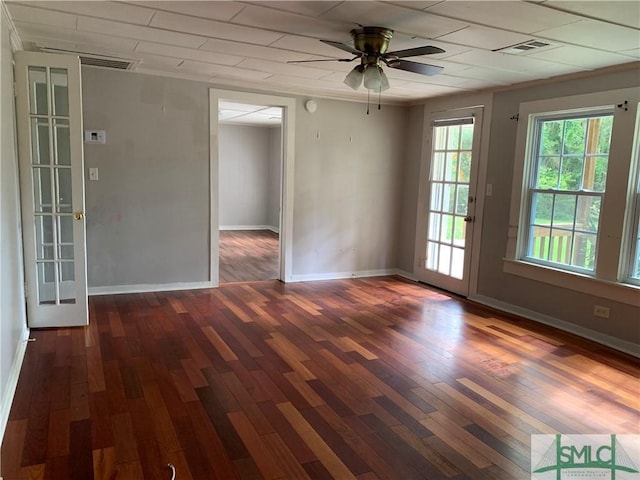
(73, 210, 85, 220)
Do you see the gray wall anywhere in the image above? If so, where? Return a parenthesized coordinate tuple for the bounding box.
(82, 68, 406, 287)
(219, 124, 270, 228)
(268, 126, 281, 231)
(82, 68, 210, 287)
(398, 104, 424, 274)
(292, 99, 407, 277)
(1, 8, 27, 434)
(476, 68, 640, 344)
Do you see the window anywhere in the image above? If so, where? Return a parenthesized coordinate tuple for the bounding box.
(525, 112, 612, 273)
(506, 87, 640, 305)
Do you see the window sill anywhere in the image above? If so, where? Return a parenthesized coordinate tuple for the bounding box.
(502, 259, 640, 306)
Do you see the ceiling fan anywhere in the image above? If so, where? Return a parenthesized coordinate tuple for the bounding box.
(289, 26, 445, 92)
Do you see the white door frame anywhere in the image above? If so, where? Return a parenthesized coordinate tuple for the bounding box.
(209, 89, 296, 285)
(414, 92, 493, 297)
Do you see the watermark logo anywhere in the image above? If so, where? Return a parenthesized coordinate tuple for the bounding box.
(531, 434, 640, 479)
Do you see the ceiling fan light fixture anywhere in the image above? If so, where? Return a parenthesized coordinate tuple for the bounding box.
(363, 65, 390, 92)
(344, 64, 365, 90)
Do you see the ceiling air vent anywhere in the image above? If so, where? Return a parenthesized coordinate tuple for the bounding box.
(494, 40, 552, 55)
(38, 46, 138, 70)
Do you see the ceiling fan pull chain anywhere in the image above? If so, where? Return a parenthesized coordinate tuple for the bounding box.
(367, 89, 370, 115)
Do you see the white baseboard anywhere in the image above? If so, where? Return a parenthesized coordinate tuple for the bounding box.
(220, 225, 279, 232)
(0, 329, 29, 445)
(289, 268, 401, 283)
(395, 270, 418, 282)
(88, 281, 216, 296)
(469, 294, 640, 358)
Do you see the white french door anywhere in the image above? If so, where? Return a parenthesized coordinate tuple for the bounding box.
(415, 107, 484, 296)
(15, 52, 88, 327)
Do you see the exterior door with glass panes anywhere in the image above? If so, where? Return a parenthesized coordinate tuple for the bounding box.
(415, 107, 483, 296)
(15, 52, 87, 327)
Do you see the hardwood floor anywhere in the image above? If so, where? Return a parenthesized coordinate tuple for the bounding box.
(219, 230, 279, 284)
(2, 277, 638, 479)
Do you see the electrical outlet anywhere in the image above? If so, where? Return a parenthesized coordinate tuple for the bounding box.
(593, 305, 610, 319)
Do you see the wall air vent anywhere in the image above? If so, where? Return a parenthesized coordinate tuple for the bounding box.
(494, 40, 552, 55)
(37, 46, 138, 70)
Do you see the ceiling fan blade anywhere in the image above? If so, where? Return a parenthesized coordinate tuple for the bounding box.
(386, 59, 444, 76)
(320, 39, 363, 56)
(384, 45, 445, 58)
(287, 57, 358, 64)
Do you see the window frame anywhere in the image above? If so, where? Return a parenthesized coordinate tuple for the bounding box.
(522, 109, 613, 275)
(505, 87, 640, 306)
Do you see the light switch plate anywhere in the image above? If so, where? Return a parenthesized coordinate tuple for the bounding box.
(84, 130, 106, 144)
(89, 168, 99, 181)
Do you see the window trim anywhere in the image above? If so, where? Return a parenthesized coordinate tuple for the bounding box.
(505, 87, 640, 306)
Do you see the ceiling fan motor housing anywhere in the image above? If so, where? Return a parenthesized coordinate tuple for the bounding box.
(351, 27, 394, 56)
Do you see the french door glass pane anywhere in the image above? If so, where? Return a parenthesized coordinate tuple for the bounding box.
(35, 215, 54, 261)
(33, 167, 52, 212)
(37, 262, 55, 304)
(56, 167, 73, 213)
(427, 120, 474, 278)
(451, 247, 464, 279)
(28, 67, 48, 115)
(31, 118, 51, 165)
(51, 68, 69, 116)
(54, 119, 71, 165)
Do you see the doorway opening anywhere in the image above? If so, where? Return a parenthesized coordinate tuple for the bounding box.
(218, 101, 282, 283)
(209, 89, 296, 286)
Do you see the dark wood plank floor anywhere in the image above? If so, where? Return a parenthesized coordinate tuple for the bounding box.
(219, 230, 279, 284)
(2, 277, 638, 479)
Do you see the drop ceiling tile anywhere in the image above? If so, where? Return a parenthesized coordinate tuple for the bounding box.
(526, 44, 639, 69)
(231, 5, 350, 39)
(126, 1, 245, 22)
(135, 42, 242, 67)
(247, 2, 341, 17)
(149, 11, 283, 45)
(200, 37, 322, 63)
(235, 58, 335, 79)
(321, 2, 469, 38)
(180, 60, 272, 81)
(384, 2, 442, 11)
(446, 49, 586, 76)
(424, 1, 580, 34)
(13, 1, 154, 25)
(620, 48, 640, 59)
(534, 19, 640, 51)
(15, 22, 139, 52)
(269, 34, 355, 57)
(77, 16, 206, 49)
(545, 1, 640, 29)
(391, 82, 469, 96)
(263, 74, 352, 92)
(5, 3, 76, 29)
(436, 25, 532, 51)
(450, 65, 537, 84)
